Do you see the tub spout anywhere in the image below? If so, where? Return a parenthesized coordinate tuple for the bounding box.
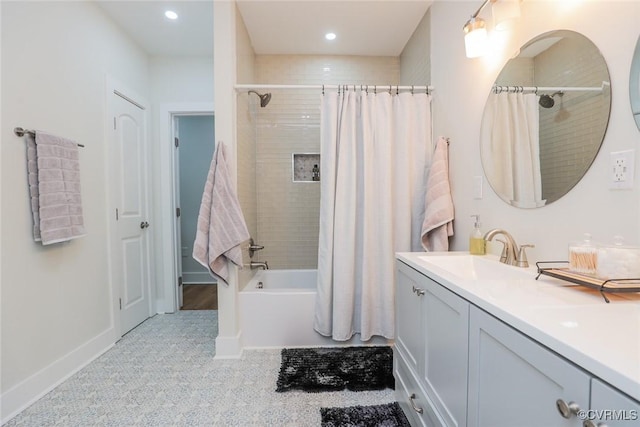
(250, 261, 269, 270)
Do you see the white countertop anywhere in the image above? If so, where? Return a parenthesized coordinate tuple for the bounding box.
(396, 252, 640, 402)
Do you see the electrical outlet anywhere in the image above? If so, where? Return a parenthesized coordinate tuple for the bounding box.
(610, 150, 635, 189)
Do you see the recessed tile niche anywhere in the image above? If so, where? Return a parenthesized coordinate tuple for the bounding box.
(292, 153, 320, 182)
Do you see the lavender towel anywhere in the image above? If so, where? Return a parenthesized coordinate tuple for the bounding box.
(421, 136, 454, 251)
(26, 131, 86, 245)
(193, 142, 250, 285)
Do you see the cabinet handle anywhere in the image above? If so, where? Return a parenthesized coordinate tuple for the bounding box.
(556, 399, 581, 419)
(409, 393, 424, 414)
(412, 285, 425, 296)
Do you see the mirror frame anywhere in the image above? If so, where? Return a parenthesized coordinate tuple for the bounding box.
(630, 34, 640, 130)
(481, 29, 612, 208)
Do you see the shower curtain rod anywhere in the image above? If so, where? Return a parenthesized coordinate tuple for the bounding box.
(235, 84, 434, 92)
(493, 83, 609, 94)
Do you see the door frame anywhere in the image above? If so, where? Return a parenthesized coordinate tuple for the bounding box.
(105, 76, 154, 338)
(157, 103, 215, 313)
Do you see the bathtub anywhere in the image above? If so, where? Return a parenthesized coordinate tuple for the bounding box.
(239, 269, 391, 348)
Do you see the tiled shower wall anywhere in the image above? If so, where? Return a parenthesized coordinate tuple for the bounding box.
(536, 36, 610, 204)
(253, 55, 400, 269)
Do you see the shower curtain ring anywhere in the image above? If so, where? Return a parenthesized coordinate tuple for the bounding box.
(374, 85, 377, 94)
(411, 85, 414, 95)
(322, 84, 325, 95)
(396, 86, 399, 95)
(388, 85, 392, 94)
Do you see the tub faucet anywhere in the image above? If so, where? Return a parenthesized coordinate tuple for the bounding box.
(483, 229, 533, 267)
(250, 261, 269, 270)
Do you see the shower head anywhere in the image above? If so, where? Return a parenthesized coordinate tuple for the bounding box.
(538, 94, 555, 108)
(248, 90, 272, 108)
(538, 91, 563, 109)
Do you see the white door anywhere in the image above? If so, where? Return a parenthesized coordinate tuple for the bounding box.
(110, 91, 151, 335)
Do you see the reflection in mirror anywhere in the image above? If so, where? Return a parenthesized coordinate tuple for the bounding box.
(481, 30, 611, 208)
(630, 34, 640, 130)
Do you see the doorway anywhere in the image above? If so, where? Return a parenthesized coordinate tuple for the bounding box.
(173, 114, 216, 310)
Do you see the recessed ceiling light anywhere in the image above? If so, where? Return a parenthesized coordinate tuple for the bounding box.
(325, 32, 337, 41)
(165, 10, 178, 20)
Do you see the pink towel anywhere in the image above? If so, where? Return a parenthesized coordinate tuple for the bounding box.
(26, 131, 86, 245)
(192, 142, 250, 285)
(421, 136, 454, 251)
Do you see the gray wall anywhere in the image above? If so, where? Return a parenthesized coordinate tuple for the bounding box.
(178, 115, 215, 283)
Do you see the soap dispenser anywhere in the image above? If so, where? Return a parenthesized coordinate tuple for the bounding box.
(469, 214, 486, 255)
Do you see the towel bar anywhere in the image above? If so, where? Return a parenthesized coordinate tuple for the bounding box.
(14, 127, 85, 147)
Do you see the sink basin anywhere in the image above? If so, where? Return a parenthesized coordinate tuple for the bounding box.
(417, 254, 535, 281)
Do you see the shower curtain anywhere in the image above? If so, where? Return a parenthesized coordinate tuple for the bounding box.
(314, 89, 432, 341)
(481, 92, 544, 208)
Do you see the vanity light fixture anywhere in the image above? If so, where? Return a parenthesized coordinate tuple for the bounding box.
(463, 16, 488, 58)
(165, 10, 178, 20)
(492, 0, 521, 30)
(463, 0, 521, 58)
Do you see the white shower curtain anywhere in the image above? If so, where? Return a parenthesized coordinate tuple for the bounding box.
(314, 89, 432, 341)
(481, 92, 545, 208)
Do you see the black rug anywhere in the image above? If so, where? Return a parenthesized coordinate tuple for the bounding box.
(276, 346, 394, 392)
(320, 402, 411, 427)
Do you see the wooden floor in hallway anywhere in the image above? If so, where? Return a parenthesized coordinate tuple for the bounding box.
(182, 284, 217, 310)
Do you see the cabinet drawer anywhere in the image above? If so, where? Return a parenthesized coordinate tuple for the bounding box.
(395, 349, 445, 427)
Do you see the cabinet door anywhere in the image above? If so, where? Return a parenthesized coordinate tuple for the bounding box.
(396, 261, 426, 375)
(420, 274, 469, 427)
(468, 306, 590, 427)
(589, 379, 640, 426)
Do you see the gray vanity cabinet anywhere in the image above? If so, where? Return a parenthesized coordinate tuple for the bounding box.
(395, 261, 469, 427)
(588, 379, 640, 427)
(467, 306, 590, 427)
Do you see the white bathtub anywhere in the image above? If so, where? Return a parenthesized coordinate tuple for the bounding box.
(239, 269, 391, 348)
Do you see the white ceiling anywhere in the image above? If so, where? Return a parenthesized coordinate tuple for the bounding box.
(237, 0, 432, 56)
(95, 0, 432, 58)
(95, 1, 214, 56)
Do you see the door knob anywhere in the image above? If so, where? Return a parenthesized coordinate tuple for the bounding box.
(140, 221, 150, 229)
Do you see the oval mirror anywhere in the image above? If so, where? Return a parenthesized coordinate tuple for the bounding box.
(630, 34, 640, 130)
(480, 30, 611, 208)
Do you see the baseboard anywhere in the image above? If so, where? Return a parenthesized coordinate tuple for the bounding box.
(214, 331, 243, 359)
(183, 272, 216, 284)
(0, 327, 116, 424)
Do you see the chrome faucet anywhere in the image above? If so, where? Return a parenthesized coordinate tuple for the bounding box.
(250, 261, 269, 270)
(483, 229, 534, 267)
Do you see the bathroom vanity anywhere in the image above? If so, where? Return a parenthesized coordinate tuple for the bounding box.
(394, 252, 640, 427)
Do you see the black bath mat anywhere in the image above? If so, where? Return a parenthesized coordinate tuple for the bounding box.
(320, 402, 411, 427)
(276, 346, 394, 392)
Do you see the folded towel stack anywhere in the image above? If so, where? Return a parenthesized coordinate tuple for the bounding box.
(26, 131, 86, 245)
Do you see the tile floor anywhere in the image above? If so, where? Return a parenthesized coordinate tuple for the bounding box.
(4, 311, 395, 426)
